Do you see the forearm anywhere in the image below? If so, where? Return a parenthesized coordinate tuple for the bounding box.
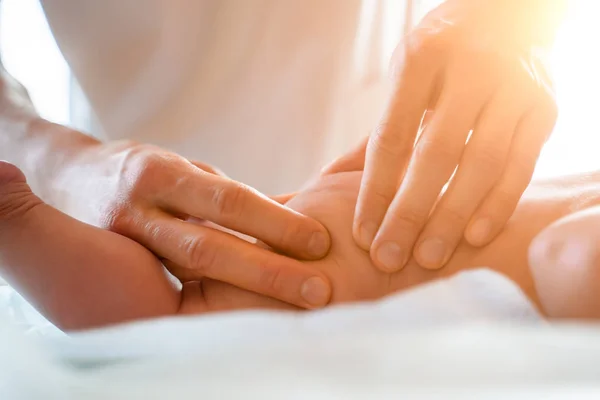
(0, 67, 100, 205)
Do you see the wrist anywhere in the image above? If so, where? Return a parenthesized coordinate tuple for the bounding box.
(25, 118, 101, 207)
(0, 70, 101, 209)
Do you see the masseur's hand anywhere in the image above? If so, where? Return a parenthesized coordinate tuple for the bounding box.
(332, 0, 561, 272)
(58, 140, 332, 309)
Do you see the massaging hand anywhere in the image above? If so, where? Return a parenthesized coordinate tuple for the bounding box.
(60, 140, 332, 309)
(326, 0, 559, 272)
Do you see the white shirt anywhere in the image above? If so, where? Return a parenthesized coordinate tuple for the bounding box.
(40, 0, 405, 193)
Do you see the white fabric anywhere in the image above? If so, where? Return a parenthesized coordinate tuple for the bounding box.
(8, 270, 593, 399)
(48, 269, 542, 361)
(0, 269, 539, 340)
(39, 0, 405, 194)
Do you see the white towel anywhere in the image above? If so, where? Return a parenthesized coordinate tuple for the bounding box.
(7, 269, 592, 400)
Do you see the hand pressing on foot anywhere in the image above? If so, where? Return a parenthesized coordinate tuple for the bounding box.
(0, 161, 293, 331)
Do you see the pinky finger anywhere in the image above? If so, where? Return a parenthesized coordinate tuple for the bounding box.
(465, 102, 557, 246)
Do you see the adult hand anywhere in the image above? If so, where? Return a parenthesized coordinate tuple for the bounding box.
(58, 140, 332, 309)
(350, 0, 560, 272)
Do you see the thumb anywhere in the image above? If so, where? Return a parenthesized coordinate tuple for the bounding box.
(0, 161, 43, 222)
(320, 136, 368, 176)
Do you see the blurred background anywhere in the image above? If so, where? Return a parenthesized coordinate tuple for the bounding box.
(1, 0, 597, 179)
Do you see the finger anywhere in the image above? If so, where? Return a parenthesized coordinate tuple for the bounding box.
(140, 214, 332, 309)
(413, 88, 524, 269)
(189, 160, 227, 177)
(370, 85, 486, 272)
(466, 97, 558, 246)
(178, 279, 297, 314)
(353, 57, 438, 251)
(160, 169, 331, 260)
(320, 136, 368, 175)
(270, 192, 298, 205)
(415, 109, 435, 144)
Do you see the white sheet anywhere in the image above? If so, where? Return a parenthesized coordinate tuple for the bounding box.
(9, 269, 596, 399)
(49, 269, 542, 363)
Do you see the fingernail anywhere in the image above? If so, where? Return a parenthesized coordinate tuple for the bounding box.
(301, 276, 331, 307)
(308, 231, 329, 257)
(375, 242, 405, 272)
(356, 221, 378, 249)
(467, 218, 492, 245)
(416, 238, 448, 269)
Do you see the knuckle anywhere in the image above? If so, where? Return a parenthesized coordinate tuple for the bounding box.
(415, 139, 462, 171)
(390, 208, 426, 234)
(184, 233, 218, 276)
(362, 182, 396, 210)
(124, 148, 181, 195)
(101, 203, 136, 234)
(212, 183, 249, 219)
(470, 145, 506, 177)
(257, 265, 285, 295)
(133, 154, 166, 188)
(372, 185, 396, 206)
(276, 220, 305, 251)
(436, 204, 469, 226)
(370, 122, 412, 159)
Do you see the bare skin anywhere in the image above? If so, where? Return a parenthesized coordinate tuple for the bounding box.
(286, 170, 600, 307)
(529, 205, 600, 319)
(0, 57, 333, 311)
(2, 161, 600, 330)
(0, 162, 294, 330)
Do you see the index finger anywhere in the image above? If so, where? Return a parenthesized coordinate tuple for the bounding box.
(161, 169, 331, 260)
(354, 58, 437, 250)
(144, 214, 332, 309)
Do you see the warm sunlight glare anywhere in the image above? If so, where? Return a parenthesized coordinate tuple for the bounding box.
(536, 1, 600, 178)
